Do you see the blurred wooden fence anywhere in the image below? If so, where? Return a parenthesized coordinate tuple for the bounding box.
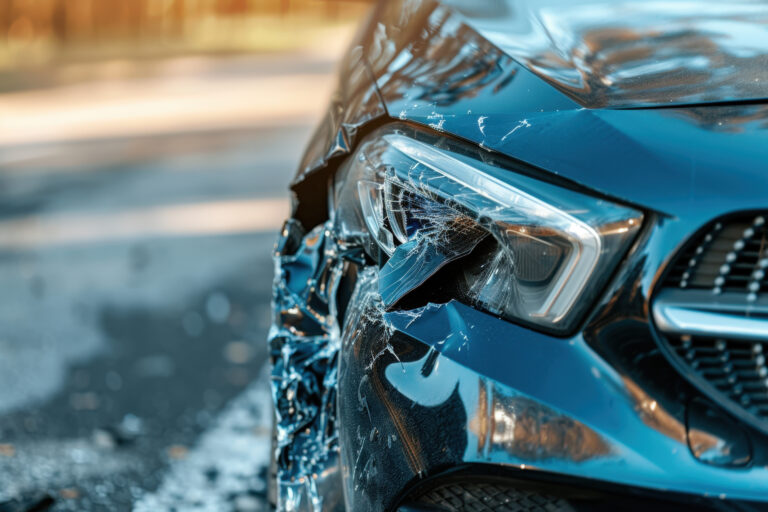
(0, 0, 368, 44)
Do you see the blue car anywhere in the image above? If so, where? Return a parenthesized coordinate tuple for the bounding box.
(269, 0, 768, 510)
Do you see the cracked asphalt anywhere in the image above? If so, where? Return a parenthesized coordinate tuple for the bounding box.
(0, 59, 330, 508)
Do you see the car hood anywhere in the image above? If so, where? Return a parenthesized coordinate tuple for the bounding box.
(445, 0, 768, 108)
(293, 0, 768, 231)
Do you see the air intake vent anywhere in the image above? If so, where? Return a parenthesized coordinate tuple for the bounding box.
(654, 213, 768, 434)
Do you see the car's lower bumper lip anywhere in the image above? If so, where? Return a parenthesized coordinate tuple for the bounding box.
(338, 298, 768, 510)
(393, 464, 768, 512)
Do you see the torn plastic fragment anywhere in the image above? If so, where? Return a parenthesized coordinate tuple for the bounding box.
(269, 219, 345, 512)
(270, 216, 395, 511)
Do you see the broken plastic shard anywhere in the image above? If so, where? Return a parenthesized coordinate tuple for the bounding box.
(270, 219, 344, 512)
(270, 216, 395, 511)
(379, 220, 485, 307)
(270, 204, 398, 511)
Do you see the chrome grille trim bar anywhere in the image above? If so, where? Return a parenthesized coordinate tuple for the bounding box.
(653, 289, 768, 341)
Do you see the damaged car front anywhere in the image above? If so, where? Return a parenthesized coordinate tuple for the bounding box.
(270, 0, 768, 510)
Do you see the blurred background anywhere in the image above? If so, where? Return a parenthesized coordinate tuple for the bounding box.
(0, 1, 371, 510)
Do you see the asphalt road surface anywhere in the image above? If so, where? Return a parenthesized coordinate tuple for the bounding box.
(0, 123, 315, 511)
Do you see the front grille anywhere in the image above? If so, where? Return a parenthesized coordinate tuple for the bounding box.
(664, 215, 767, 296)
(667, 334, 768, 417)
(655, 212, 768, 433)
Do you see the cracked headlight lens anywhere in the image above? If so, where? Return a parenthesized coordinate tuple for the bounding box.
(333, 124, 643, 334)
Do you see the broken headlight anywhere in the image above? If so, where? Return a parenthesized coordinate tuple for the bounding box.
(332, 124, 643, 334)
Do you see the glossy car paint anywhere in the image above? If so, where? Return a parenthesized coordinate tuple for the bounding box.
(274, 0, 768, 510)
(446, 0, 768, 108)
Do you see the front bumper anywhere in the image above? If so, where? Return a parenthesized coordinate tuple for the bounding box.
(339, 297, 768, 511)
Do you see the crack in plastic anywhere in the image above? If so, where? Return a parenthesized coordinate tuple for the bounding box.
(270, 216, 397, 512)
(270, 220, 345, 512)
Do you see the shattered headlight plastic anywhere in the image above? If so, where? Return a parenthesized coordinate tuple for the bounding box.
(333, 124, 643, 334)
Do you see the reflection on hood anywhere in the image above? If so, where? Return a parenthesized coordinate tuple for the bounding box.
(448, 0, 768, 107)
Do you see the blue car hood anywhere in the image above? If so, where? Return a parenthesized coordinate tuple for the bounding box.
(448, 0, 768, 108)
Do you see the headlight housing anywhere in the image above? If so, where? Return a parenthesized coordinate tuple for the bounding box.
(332, 124, 643, 334)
